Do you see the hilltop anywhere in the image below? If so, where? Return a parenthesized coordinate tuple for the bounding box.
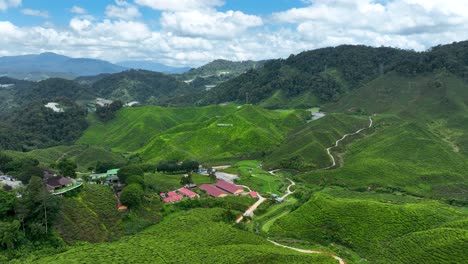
(202, 41, 468, 108)
(78, 105, 309, 162)
(0, 52, 126, 80)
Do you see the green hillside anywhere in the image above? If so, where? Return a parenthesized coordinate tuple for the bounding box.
(78, 105, 308, 162)
(23, 208, 336, 264)
(299, 114, 468, 201)
(54, 184, 123, 243)
(265, 113, 369, 170)
(325, 71, 468, 119)
(270, 191, 468, 263)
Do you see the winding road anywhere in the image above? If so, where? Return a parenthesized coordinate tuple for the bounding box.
(234, 116, 374, 263)
(267, 239, 346, 264)
(323, 116, 373, 170)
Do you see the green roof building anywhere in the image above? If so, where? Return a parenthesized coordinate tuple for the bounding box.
(106, 169, 119, 176)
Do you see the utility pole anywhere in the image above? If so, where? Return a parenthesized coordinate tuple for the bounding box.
(245, 92, 249, 104)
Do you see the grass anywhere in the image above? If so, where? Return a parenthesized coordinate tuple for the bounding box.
(26, 209, 337, 264)
(269, 191, 468, 263)
(264, 113, 369, 170)
(54, 184, 124, 243)
(226, 160, 288, 195)
(78, 104, 308, 163)
(302, 114, 468, 200)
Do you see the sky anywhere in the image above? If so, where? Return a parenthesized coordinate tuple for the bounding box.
(1, 0, 468, 67)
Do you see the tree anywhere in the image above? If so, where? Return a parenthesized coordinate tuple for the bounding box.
(117, 165, 144, 184)
(17, 165, 43, 184)
(126, 175, 144, 186)
(0, 190, 15, 218)
(120, 184, 144, 208)
(181, 160, 199, 172)
(180, 173, 193, 185)
(56, 158, 77, 178)
(0, 220, 21, 249)
(16, 176, 60, 239)
(0, 152, 13, 172)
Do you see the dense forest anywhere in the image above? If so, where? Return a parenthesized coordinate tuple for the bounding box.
(203, 41, 468, 106)
(0, 100, 88, 151)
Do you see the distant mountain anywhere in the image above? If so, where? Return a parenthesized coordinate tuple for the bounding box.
(117, 60, 190, 74)
(0, 52, 127, 80)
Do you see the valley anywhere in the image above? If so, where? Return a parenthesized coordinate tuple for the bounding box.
(1, 42, 468, 264)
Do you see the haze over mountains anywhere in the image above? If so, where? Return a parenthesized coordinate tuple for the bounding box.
(0, 52, 193, 80)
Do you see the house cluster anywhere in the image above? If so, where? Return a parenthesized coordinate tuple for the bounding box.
(0, 173, 22, 189)
(160, 186, 199, 203)
(43, 170, 74, 193)
(200, 180, 244, 197)
(96, 98, 113, 107)
(90, 169, 119, 184)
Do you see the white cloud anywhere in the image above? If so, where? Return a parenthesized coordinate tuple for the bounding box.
(21, 8, 49, 18)
(271, 0, 468, 51)
(0, 0, 21, 11)
(70, 5, 86, 15)
(105, 0, 141, 20)
(161, 10, 263, 39)
(135, 0, 223, 11)
(4, 0, 468, 67)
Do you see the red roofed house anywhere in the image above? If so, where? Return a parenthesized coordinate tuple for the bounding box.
(200, 184, 227, 198)
(249, 191, 258, 198)
(163, 194, 184, 203)
(179, 188, 197, 198)
(167, 191, 178, 197)
(215, 180, 244, 195)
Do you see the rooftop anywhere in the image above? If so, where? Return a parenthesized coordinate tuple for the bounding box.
(200, 184, 227, 197)
(163, 194, 184, 203)
(179, 188, 197, 198)
(215, 180, 244, 194)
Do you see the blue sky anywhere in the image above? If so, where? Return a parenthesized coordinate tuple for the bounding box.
(1, 0, 468, 66)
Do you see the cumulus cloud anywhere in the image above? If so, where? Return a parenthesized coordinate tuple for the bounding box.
(105, 0, 141, 20)
(70, 5, 86, 15)
(161, 10, 263, 39)
(272, 0, 468, 51)
(21, 8, 49, 18)
(135, 0, 223, 11)
(0, 0, 21, 11)
(3, 0, 468, 66)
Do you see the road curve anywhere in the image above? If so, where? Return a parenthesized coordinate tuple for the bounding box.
(267, 239, 346, 264)
(323, 116, 373, 170)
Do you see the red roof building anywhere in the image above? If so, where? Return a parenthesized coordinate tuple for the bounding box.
(249, 191, 258, 198)
(163, 194, 184, 203)
(167, 191, 178, 197)
(215, 180, 244, 194)
(200, 184, 227, 197)
(179, 188, 197, 198)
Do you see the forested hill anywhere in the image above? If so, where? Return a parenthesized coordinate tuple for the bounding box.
(91, 70, 197, 105)
(203, 41, 468, 107)
(181, 59, 265, 79)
